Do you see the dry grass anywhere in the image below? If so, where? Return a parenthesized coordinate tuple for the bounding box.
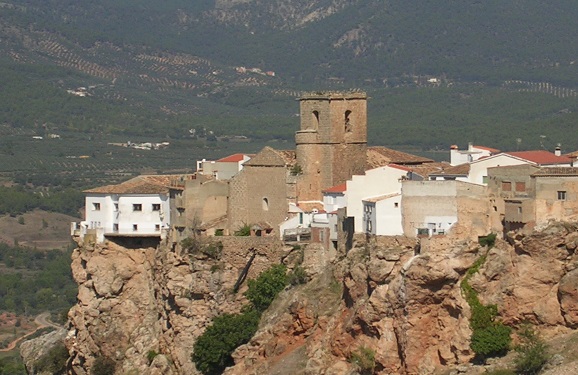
(0, 210, 78, 250)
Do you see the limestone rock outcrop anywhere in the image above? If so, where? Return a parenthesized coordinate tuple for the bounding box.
(57, 221, 578, 374)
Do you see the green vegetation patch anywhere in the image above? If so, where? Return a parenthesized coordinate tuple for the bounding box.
(192, 264, 289, 374)
(461, 240, 511, 361)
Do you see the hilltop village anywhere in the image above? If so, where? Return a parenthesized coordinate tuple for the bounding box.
(72, 90, 578, 249)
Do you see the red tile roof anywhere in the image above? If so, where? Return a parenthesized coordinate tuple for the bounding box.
(217, 153, 250, 163)
(323, 183, 347, 194)
(84, 175, 181, 195)
(474, 145, 500, 153)
(505, 151, 572, 165)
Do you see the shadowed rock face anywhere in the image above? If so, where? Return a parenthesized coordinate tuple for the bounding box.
(61, 222, 578, 375)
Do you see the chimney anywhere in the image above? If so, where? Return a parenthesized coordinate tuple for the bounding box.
(555, 146, 561, 157)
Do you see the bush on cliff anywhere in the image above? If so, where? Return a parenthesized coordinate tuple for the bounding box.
(192, 264, 288, 374)
(244, 264, 288, 312)
(514, 324, 548, 375)
(192, 309, 260, 375)
(461, 251, 511, 361)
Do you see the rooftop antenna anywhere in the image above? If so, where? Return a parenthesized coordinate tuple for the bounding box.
(539, 135, 547, 150)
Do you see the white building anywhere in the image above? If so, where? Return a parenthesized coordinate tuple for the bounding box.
(346, 164, 412, 234)
(450, 143, 500, 166)
(72, 175, 174, 243)
(196, 153, 252, 180)
(362, 193, 402, 235)
(432, 150, 573, 186)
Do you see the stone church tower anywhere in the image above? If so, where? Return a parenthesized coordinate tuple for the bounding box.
(296, 91, 367, 201)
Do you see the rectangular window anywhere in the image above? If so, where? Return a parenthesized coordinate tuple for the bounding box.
(155, 224, 160, 231)
(299, 212, 303, 224)
(152, 203, 161, 211)
(113, 223, 119, 232)
(518, 207, 522, 214)
(516, 182, 526, 192)
(482, 176, 489, 184)
(558, 191, 567, 200)
(114, 203, 119, 211)
(394, 202, 399, 208)
(133, 204, 142, 211)
(133, 224, 138, 231)
(93, 203, 101, 211)
(502, 181, 512, 191)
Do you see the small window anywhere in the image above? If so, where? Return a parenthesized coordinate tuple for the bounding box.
(299, 212, 303, 224)
(114, 203, 118, 211)
(133, 224, 138, 231)
(155, 224, 160, 231)
(113, 223, 119, 232)
(482, 176, 489, 184)
(152, 203, 161, 211)
(344, 110, 352, 132)
(516, 182, 526, 192)
(93, 203, 101, 211)
(394, 202, 399, 208)
(262, 198, 269, 211)
(518, 207, 522, 214)
(502, 181, 512, 191)
(558, 191, 567, 200)
(133, 204, 142, 211)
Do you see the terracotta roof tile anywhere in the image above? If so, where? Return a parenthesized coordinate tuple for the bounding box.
(323, 183, 347, 194)
(367, 147, 434, 168)
(84, 175, 186, 195)
(532, 167, 578, 177)
(297, 201, 325, 212)
(474, 145, 500, 153)
(216, 153, 250, 163)
(429, 163, 470, 176)
(505, 151, 572, 165)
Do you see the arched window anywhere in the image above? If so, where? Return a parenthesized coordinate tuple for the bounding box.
(310, 110, 320, 130)
(344, 110, 352, 132)
(262, 197, 269, 211)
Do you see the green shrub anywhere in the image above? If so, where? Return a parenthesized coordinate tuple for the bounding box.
(479, 233, 497, 248)
(461, 254, 511, 360)
(214, 229, 224, 236)
(34, 342, 68, 375)
(470, 324, 512, 358)
(234, 223, 251, 236)
(192, 310, 260, 375)
(91, 356, 116, 375)
(146, 350, 158, 365)
(514, 324, 548, 375)
(349, 346, 376, 375)
(244, 264, 288, 312)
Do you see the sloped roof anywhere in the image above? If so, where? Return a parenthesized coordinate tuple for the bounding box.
(563, 150, 578, 159)
(297, 201, 325, 212)
(244, 147, 296, 167)
(532, 167, 578, 177)
(367, 146, 434, 168)
(363, 192, 401, 203)
(473, 145, 501, 153)
(323, 183, 347, 194)
(505, 151, 572, 165)
(429, 163, 470, 177)
(84, 175, 178, 194)
(216, 153, 251, 163)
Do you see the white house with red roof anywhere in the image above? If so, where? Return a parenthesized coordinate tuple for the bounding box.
(196, 153, 252, 180)
(322, 183, 347, 213)
(450, 143, 500, 166)
(466, 150, 573, 185)
(345, 164, 416, 235)
(72, 175, 176, 243)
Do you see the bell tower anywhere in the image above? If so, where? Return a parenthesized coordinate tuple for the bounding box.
(295, 91, 367, 201)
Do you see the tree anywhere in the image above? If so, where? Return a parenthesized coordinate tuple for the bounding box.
(244, 264, 287, 312)
(192, 310, 260, 375)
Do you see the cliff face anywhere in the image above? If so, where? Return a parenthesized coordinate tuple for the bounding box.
(62, 222, 578, 374)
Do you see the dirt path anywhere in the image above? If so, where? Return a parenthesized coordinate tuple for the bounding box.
(0, 312, 61, 352)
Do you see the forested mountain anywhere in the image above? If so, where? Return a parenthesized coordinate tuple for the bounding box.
(2, 0, 578, 150)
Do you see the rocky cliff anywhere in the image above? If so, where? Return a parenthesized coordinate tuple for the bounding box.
(22, 222, 578, 374)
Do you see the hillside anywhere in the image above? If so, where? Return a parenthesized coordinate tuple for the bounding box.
(1, 1, 578, 151)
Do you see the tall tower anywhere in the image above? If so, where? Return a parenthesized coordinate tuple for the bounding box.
(295, 91, 367, 201)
